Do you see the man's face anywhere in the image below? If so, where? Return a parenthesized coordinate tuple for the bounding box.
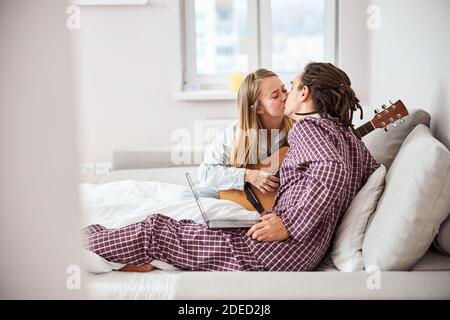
(284, 74, 302, 117)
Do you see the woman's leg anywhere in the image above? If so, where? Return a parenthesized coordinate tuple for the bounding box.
(84, 214, 261, 271)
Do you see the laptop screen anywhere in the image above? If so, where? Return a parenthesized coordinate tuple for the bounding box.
(185, 172, 208, 223)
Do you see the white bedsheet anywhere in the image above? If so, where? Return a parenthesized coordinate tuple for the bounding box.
(80, 180, 260, 271)
(80, 179, 259, 227)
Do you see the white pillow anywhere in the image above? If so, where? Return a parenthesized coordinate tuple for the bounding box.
(331, 165, 386, 271)
(362, 125, 450, 270)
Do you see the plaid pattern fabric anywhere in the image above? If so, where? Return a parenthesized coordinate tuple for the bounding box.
(85, 215, 264, 271)
(85, 118, 379, 271)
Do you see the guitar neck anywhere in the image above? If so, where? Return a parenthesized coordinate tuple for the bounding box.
(355, 121, 375, 138)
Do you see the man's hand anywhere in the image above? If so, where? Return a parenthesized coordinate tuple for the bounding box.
(246, 213, 289, 242)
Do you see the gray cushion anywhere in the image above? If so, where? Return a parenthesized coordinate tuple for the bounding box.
(410, 247, 450, 271)
(362, 109, 430, 170)
(434, 215, 450, 255)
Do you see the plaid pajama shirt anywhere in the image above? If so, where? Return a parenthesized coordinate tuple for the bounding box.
(85, 118, 379, 271)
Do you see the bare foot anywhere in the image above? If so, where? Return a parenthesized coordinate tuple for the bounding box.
(119, 264, 154, 272)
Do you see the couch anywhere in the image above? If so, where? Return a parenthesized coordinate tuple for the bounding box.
(83, 109, 450, 299)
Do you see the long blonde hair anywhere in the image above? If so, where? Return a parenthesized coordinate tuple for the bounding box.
(230, 69, 293, 167)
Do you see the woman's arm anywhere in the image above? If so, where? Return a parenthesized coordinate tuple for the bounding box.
(198, 123, 281, 192)
(198, 124, 247, 191)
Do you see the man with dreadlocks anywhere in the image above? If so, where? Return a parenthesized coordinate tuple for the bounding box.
(84, 62, 379, 272)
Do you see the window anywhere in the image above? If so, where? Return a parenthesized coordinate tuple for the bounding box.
(181, 0, 337, 92)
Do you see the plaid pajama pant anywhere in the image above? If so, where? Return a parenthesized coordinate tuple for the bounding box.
(85, 213, 265, 271)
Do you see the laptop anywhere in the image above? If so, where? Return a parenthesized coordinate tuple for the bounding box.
(185, 172, 262, 229)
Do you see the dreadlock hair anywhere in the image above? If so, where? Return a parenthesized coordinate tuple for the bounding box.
(299, 62, 363, 133)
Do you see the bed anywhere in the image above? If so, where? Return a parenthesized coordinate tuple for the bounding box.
(81, 110, 450, 299)
(81, 166, 450, 300)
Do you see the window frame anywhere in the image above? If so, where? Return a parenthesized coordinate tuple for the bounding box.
(180, 0, 338, 92)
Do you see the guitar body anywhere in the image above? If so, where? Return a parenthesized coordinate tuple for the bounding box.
(218, 147, 289, 212)
(219, 99, 409, 212)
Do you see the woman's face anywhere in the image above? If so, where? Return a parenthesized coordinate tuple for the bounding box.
(256, 76, 288, 118)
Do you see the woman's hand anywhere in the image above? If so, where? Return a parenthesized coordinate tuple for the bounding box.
(246, 213, 289, 242)
(245, 169, 280, 193)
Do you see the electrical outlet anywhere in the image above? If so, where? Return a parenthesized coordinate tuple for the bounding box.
(95, 162, 112, 175)
(79, 163, 95, 175)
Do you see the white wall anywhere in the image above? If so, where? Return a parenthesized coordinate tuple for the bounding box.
(338, 0, 370, 106)
(0, 0, 83, 298)
(74, 0, 236, 165)
(367, 0, 450, 148)
(75, 0, 450, 163)
(74, 0, 371, 164)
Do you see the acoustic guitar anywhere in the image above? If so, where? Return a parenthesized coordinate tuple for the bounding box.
(219, 99, 409, 212)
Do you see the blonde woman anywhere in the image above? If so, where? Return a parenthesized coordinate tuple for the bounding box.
(198, 69, 293, 194)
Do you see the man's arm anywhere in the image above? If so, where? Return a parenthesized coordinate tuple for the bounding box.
(281, 160, 347, 242)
